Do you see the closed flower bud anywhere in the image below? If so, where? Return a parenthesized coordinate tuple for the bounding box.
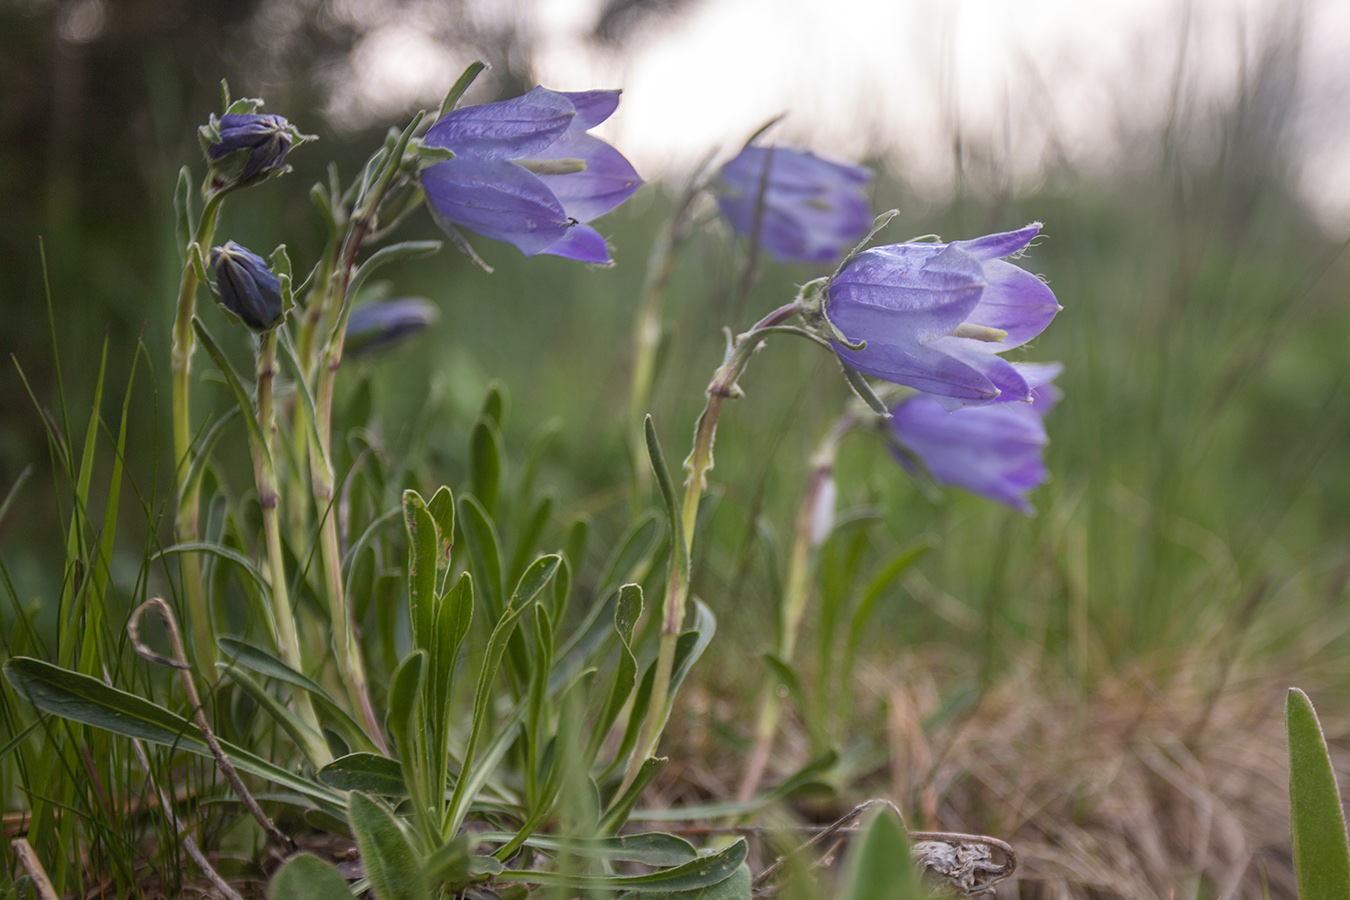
(889, 363, 1062, 513)
(345, 298, 439, 358)
(827, 223, 1062, 409)
(716, 145, 873, 263)
(211, 242, 284, 332)
(208, 113, 294, 185)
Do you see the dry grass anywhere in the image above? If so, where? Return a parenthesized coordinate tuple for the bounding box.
(875, 651, 1342, 900)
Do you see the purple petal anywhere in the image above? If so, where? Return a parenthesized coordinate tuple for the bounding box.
(425, 87, 574, 160)
(966, 258, 1061, 347)
(891, 394, 1049, 513)
(421, 156, 570, 256)
(926, 336, 1031, 408)
(559, 90, 621, 129)
(1015, 362, 1064, 414)
(539, 223, 612, 264)
(952, 222, 1041, 260)
(826, 243, 985, 343)
(531, 130, 643, 223)
(834, 338, 1000, 403)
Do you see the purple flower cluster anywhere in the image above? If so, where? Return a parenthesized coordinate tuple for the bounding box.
(824, 225, 1063, 512)
(421, 87, 643, 265)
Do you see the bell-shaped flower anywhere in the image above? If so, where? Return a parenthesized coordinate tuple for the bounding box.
(211, 242, 283, 332)
(889, 362, 1062, 513)
(345, 298, 438, 358)
(716, 146, 872, 263)
(826, 224, 1061, 408)
(420, 87, 643, 265)
(208, 113, 294, 183)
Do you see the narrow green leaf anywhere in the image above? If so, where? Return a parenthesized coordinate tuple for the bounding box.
(403, 490, 440, 650)
(222, 666, 327, 769)
(218, 637, 371, 749)
(596, 513, 662, 603)
(318, 753, 408, 796)
(644, 415, 688, 580)
(761, 652, 820, 748)
(4, 658, 343, 807)
(424, 833, 472, 884)
(193, 318, 272, 471)
(599, 757, 667, 835)
(267, 853, 355, 900)
(1288, 688, 1350, 900)
(438, 61, 488, 118)
(500, 837, 746, 893)
(476, 831, 698, 867)
(348, 792, 430, 900)
(174, 166, 194, 258)
(156, 541, 269, 597)
(348, 240, 442, 301)
(470, 417, 503, 516)
(427, 485, 455, 560)
(507, 494, 553, 587)
(648, 863, 751, 900)
(840, 806, 923, 900)
(480, 380, 508, 427)
(587, 584, 642, 766)
(458, 494, 504, 618)
(387, 651, 427, 811)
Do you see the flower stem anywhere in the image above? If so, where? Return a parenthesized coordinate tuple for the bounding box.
(254, 330, 331, 766)
(737, 416, 850, 800)
(170, 188, 223, 677)
(627, 168, 706, 505)
(626, 299, 803, 784)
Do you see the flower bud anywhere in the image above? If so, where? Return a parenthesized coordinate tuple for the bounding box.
(207, 113, 294, 185)
(211, 242, 284, 332)
(345, 298, 439, 358)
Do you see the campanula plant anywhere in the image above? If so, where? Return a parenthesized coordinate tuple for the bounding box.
(421, 86, 643, 264)
(716, 144, 874, 263)
(210, 241, 284, 331)
(824, 223, 1061, 408)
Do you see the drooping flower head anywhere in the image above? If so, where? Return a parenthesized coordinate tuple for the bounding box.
(716, 145, 873, 263)
(207, 113, 294, 183)
(345, 298, 439, 359)
(420, 87, 643, 265)
(211, 242, 284, 332)
(826, 224, 1061, 408)
(890, 362, 1062, 513)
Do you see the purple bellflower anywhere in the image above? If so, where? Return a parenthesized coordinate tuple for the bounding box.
(826, 224, 1060, 408)
(890, 362, 1062, 514)
(208, 113, 294, 183)
(345, 298, 439, 358)
(420, 87, 643, 265)
(211, 242, 284, 332)
(717, 146, 872, 263)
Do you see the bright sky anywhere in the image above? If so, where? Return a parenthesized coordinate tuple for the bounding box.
(323, 0, 1350, 235)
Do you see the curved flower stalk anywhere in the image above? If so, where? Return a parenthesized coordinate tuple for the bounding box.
(889, 362, 1062, 513)
(826, 224, 1061, 408)
(421, 87, 643, 264)
(716, 145, 873, 263)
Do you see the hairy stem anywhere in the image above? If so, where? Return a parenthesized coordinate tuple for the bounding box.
(170, 189, 223, 677)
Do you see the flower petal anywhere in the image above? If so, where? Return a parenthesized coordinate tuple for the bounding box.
(827, 243, 985, 343)
(559, 90, 621, 129)
(952, 222, 1041, 260)
(425, 86, 574, 159)
(966, 259, 1061, 347)
(539, 223, 612, 264)
(421, 156, 570, 256)
(927, 336, 1032, 407)
(834, 337, 999, 403)
(532, 130, 643, 223)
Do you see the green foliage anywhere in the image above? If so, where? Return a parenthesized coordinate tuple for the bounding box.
(1287, 688, 1350, 900)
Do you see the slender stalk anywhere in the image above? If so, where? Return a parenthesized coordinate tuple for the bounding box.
(738, 416, 850, 800)
(170, 189, 224, 677)
(310, 193, 389, 749)
(627, 167, 708, 503)
(626, 299, 803, 784)
(254, 330, 330, 765)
